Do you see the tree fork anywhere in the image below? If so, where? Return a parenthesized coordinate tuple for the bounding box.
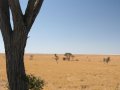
(0, 0, 44, 90)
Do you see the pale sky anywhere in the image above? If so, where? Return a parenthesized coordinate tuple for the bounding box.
(0, 0, 120, 54)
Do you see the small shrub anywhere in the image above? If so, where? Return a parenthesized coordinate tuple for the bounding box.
(6, 74, 45, 90)
(26, 74, 45, 90)
(63, 57, 66, 61)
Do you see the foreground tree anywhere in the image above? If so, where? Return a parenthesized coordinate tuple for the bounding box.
(0, 0, 44, 90)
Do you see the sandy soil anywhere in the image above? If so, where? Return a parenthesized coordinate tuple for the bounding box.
(0, 54, 120, 90)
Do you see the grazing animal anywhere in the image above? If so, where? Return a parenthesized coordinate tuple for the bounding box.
(54, 54, 59, 64)
(103, 57, 110, 63)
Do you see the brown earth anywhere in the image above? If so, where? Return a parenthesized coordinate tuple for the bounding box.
(0, 54, 120, 90)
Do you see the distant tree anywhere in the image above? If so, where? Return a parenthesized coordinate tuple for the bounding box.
(64, 53, 73, 61)
(0, 0, 44, 90)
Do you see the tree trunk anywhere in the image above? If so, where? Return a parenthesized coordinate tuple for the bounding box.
(0, 0, 44, 90)
(4, 29, 28, 90)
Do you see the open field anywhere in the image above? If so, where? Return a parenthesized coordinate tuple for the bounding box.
(0, 54, 120, 90)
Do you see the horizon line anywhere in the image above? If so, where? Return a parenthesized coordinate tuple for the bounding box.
(0, 52, 120, 56)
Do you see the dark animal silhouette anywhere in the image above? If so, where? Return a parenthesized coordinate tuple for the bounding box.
(103, 57, 111, 63)
(54, 54, 59, 64)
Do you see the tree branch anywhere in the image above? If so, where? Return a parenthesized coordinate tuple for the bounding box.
(0, 0, 12, 39)
(8, 0, 24, 28)
(24, 0, 44, 31)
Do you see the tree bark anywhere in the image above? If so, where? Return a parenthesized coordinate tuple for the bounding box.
(5, 28, 28, 90)
(6, 48, 28, 90)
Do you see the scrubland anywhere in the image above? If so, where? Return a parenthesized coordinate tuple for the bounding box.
(0, 54, 120, 90)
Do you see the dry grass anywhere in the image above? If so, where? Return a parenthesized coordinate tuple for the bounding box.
(1, 54, 120, 90)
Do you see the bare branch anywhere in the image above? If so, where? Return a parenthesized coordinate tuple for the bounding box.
(0, 0, 12, 39)
(24, 0, 44, 31)
(8, 0, 24, 28)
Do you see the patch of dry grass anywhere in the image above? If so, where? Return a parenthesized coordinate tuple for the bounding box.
(0, 54, 120, 90)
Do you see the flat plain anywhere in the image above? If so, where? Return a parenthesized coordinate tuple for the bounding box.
(0, 54, 120, 90)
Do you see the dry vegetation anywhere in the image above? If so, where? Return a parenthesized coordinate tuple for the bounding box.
(0, 54, 120, 90)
